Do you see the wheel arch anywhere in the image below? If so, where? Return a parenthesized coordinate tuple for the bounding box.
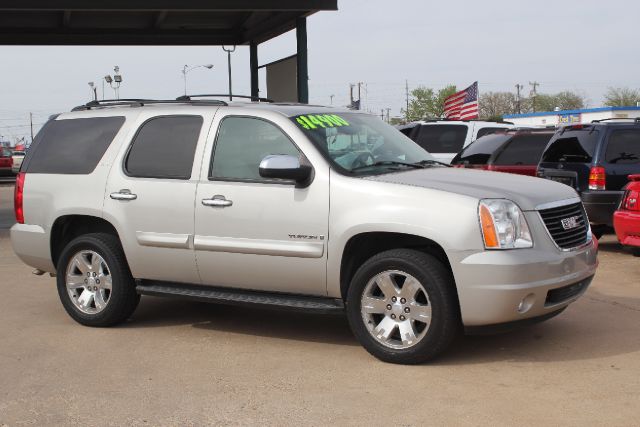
(339, 231, 457, 301)
(50, 214, 122, 268)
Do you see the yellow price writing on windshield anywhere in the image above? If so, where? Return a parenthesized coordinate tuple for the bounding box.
(295, 114, 350, 130)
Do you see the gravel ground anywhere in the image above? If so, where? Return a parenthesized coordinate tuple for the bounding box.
(0, 185, 638, 426)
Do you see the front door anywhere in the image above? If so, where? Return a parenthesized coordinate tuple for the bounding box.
(194, 113, 329, 295)
(104, 113, 212, 284)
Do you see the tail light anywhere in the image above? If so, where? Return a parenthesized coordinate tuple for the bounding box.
(588, 166, 606, 190)
(14, 172, 25, 224)
(621, 189, 639, 211)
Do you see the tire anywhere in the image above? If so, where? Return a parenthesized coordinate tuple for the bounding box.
(56, 232, 140, 327)
(632, 247, 640, 257)
(346, 249, 459, 364)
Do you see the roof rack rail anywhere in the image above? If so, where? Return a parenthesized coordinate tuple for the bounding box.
(419, 117, 514, 125)
(71, 98, 228, 111)
(177, 94, 273, 103)
(591, 117, 640, 123)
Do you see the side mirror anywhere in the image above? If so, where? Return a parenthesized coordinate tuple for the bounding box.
(259, 154, 313, 188)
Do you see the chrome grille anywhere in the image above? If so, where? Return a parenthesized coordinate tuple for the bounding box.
(539, 202, 589, 249)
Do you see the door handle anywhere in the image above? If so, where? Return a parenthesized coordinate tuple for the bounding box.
(110, 190, 137, 201)
(202, 195, 233, 207)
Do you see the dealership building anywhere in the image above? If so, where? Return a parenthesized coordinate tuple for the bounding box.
(504, 106, 640, 127)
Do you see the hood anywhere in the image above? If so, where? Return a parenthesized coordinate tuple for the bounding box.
(365, 167, 578, 211)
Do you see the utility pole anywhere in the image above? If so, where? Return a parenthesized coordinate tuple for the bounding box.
(329, 94, 334, 106)
(357, 82, 363, 110)
(29, 112, 34, 143)
(515, 84, 523, 114)
(405, 80, 410, 115)
(381, 109, 385, 120)
(349, 84, 355, 109)
(386, 108, 391, 123)
(529, 81, 539, 112)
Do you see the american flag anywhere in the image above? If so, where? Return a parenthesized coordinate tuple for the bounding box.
(443, 82, 479, 120)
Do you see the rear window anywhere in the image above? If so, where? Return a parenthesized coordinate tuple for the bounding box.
(476, 127, 507, 139)
(605, 129, 640, 164)
(25, 116, 125, 174)
(452, 133, 510, 165)
(415, 124, 468, 153)
(493, 133, 553, 165)
(541, 129, 600, 163)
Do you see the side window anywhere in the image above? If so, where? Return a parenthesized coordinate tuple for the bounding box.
(476, 127, 506, 139)
(415, 125, 468, 153)
(605, 129, 640, 164)
(25, 116, 125, 174)
(210, 116, 300, 181)
(125, 115, 203, 179)
(493, 134, 553, 165)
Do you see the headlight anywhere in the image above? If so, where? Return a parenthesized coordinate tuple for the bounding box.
(479, 199, 533, 249)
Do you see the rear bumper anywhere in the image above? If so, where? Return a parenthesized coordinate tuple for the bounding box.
(450, 238, 598, 327)
(613, 210, 640, 248)
(581, 190, 624, 226)
(10, 223, 55, 272)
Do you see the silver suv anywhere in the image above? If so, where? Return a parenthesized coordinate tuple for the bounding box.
(11, 98, 598, 364)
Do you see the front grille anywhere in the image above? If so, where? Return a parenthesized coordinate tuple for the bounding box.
(539, 202, 589, 249)
(545, 280, 589, 306)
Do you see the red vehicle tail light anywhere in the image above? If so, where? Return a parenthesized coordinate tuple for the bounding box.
(14, 172, 25, 224)
(588, 166, 606, 190)
(622, 189, 639, 211)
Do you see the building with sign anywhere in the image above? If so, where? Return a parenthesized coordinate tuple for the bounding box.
(504, 106, 640, 127)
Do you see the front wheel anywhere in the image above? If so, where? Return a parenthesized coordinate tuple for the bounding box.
(56, 233, 140, 327)
(346, 249, 459, 364)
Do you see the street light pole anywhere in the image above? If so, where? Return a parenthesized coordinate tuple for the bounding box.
(222, 45, 236, 100)
(182, 64, 214, 96)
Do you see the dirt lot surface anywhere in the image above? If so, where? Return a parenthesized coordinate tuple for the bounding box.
(0, 185, 639, 426)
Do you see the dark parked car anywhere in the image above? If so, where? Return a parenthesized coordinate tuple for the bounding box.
(537, 119, 640, 236)
(0, 147, 13, 175)
(451, 128, 554, 176)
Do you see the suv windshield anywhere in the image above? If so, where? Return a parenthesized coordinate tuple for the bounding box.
(542, 128, 600, 163)
(291, 112, 435, 175)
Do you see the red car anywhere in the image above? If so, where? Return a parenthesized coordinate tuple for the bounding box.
(450, 128, 554, 176)
(613, 174, 640, 256)
(0, 147, 13, 175)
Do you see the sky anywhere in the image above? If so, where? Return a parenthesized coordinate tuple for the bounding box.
(1, 0, 639, 143)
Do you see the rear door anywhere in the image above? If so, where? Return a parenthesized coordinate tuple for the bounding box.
(489, 132, 553, 176)
(601, 128, 640, 190)
(103, 111, 215, 284)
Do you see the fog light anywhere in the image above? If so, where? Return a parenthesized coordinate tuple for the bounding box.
(517, 294, 535, 313)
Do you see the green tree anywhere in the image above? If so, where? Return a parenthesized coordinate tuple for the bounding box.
(403, 85, 457, 121)
(530, 91, 585, 112)
(604, 87, 640, 107)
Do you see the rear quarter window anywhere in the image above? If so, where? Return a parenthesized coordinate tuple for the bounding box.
(415, 124, 468, 153)
(541, 129, 600, 163)
(605, 129, 640, 164)
(493, 133, 553, 165)
(475, 127, 507, 139)
(25, 116, 125, 174)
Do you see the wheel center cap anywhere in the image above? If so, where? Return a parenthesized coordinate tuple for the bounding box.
(390, 302, 404, 318)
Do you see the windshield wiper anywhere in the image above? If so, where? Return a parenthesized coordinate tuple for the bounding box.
(350, 160, 425, 172)
(414, 159, 451, 167)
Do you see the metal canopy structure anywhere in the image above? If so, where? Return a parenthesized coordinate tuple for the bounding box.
(0, 0, 338, 102)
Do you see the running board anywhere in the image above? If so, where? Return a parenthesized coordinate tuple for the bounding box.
(136, 281, 345, 314)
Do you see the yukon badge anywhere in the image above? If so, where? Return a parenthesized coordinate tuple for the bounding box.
(561, 216, 580, 230)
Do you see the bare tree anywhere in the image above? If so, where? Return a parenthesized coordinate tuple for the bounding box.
(604, 87, 640, 107)
(479, 92, 518, 120)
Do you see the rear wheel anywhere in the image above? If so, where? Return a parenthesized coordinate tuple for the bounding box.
(346, 249, 459, 364)
(56, 233, 140, 327)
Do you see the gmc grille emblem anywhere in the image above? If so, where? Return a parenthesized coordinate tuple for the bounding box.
(561, 215, 580, 230)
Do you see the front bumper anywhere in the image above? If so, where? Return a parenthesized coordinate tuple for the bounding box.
(581, 190, 624, 226)
(450, 238, 598, 327)
(613, 210, 640, 248)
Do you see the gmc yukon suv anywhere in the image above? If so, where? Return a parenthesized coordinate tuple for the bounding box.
(11, 98, 598, 364)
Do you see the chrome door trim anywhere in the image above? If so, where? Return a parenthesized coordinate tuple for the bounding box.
(136, 232, 191, 249)
(193, 235, 324, 258)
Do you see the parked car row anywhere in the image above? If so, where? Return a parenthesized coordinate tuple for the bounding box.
(0, 147, 26, 175)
